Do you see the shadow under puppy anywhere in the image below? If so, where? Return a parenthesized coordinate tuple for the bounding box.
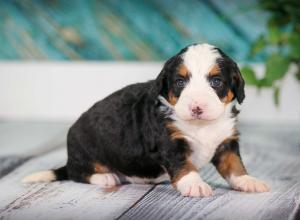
(23, 43, 269, 197)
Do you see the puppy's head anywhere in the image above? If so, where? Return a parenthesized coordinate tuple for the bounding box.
(157, 43, 245, 121)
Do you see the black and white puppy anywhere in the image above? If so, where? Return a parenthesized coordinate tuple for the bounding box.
(23, 43, 269, 197)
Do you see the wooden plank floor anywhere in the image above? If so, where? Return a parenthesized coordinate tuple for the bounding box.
(0, 122, 299, 220)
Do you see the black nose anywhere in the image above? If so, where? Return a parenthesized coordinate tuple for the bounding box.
(192, 106, 203, 115)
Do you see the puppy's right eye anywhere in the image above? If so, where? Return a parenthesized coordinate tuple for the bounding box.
(210, 77, 222, 88)
(175, 79, 186, 88)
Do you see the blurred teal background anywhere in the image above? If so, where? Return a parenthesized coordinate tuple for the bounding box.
(0, 0, 268, 61)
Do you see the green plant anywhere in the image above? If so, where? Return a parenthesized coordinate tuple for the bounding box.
(241, 0, 300, 105)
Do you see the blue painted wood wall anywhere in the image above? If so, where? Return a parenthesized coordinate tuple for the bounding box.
(0, 0, 268, 61)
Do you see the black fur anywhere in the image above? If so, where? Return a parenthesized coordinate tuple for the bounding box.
(214, 48, 245, 104)
(64, 80, 192, 183)
(54, 45, 245, 185)
(53, 166, 68, 181)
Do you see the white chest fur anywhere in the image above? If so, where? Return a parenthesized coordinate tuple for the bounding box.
(172, 108, 236, 169)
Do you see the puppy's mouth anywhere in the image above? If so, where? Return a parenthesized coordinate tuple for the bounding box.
(186, 116, 219, 122)
(192, 113, 220, 121)
(179, 109, 225, 122)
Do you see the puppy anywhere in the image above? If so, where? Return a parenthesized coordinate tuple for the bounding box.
(23, 43, 269, 197)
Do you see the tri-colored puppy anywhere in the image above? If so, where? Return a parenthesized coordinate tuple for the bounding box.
(23, 43, 269, 197)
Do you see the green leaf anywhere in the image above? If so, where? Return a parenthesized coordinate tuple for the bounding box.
(241, 66, 258, 85)
(268, 23, 282, 44)
(273, 86, 280, 107)
(250, 35, 266, 55)
(265, 53, 289, 83)
(288, 33, 300, 59)
(295, 68, 300, 81)
(257, 78, 273, 88)
(267, 15, 289, 27)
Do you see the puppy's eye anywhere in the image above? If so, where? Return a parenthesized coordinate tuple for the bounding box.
(210, 77, 222, 88)
(175, 79, 186, 88)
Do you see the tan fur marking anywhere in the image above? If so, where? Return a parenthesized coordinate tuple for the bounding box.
(166, 122, 184, 141)
(172, 160, 197, 187)
(178, 64, 189, 77)
(222, 90, 234, 104)
(209, 65, 221, 76)
(215, 151, 247, 179)
(94, 163, 109, 173)
(168, 90, 178, 105)
(86, 163, 110, 182)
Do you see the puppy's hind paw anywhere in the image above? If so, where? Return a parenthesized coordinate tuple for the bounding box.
(89, 173, 121, 188)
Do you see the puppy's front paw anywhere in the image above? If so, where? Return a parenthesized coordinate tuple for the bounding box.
(176, 171, 213, 197)
(229, 175, 269, 193)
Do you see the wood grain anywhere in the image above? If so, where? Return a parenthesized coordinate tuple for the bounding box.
(0, 122, 299, 220)
(0, 157, 29, 178)
(0, 122, 69, 179)
(0, 121, 69, 156)
(0, 149, 153, 220)
(0, 0, 265, 61)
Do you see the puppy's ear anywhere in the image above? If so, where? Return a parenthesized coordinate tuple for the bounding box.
(230, 61, 245, 104)
(216, 48, 245, 104)
(155, 54, 180, 98)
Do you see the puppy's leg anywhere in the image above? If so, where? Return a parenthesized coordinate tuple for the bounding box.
(212, 139, 269, 193)
(89, 173, 121, 188)
(171, 160, 213, 197)
(162, 148, 212, 197)
(164, 125, 213, 197)
(67, 160, 93, 184)
(88, 163, 121, 188)
(66, 160, 120, 188)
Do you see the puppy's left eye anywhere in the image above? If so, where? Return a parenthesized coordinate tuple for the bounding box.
(176, 79, 186, 88)
(210, 77, 222, 88)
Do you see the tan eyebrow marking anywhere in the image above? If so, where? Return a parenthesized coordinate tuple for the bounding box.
(209, 65, 221, 76)
(178, 64, 189, 78)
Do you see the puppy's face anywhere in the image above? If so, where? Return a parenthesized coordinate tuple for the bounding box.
(158, 44, 245, 121)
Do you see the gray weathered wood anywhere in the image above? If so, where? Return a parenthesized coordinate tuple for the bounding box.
(0, 148, 153, 220)
(0, 122, 70, 179)
(120, 181, 300, 220)
(0, 156, 29, 178)
(0, 121, 70, 156)
(0, 122, 299, 220)
(120, 123, 300, 220)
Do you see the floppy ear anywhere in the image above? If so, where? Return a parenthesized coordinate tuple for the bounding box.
(215, 48, 245, 104)
(230, 61, 245, 104)
(155, 47, 188, 98)
(155, 62, 169, 98)
(155, 54, 180, 98)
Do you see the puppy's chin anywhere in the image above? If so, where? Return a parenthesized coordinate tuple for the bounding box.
(175, 110, 224, 122)
(196, 113, 224, 121)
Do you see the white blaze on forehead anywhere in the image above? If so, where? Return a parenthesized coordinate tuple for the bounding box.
(182, 44, 220, 78)
(173, 43, 225, 121)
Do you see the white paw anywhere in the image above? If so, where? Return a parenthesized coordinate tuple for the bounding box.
(89, 173, 120, 188)
(229, 175, 269, 193)
(176, 171, 213, 197)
